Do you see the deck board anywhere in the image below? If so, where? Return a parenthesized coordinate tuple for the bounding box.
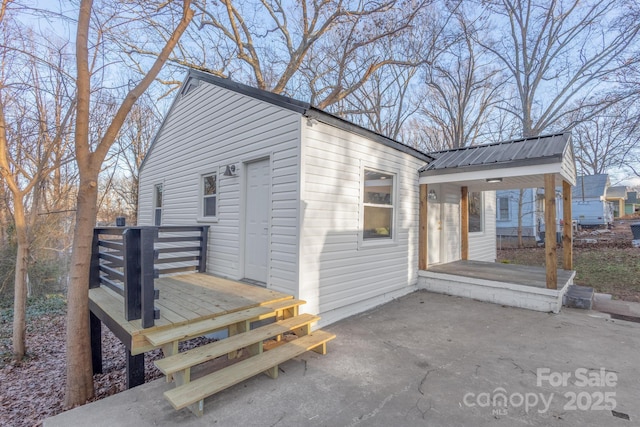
(427, 260, 574, 288)
(89, 273, 293, 353)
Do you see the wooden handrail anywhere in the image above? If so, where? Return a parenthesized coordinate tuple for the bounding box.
(90, 224, 210, 329)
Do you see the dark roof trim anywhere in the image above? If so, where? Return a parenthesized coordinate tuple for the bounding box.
(188, 69, 433, 163)
(188, 69, 310, 114)
(426, 133, 568, 155)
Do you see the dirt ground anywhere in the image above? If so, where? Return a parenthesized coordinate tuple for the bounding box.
(0, 311, 214, 427)
(498, 217, 640, 301)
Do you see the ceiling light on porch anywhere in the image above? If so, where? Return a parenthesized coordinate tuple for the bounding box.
(486, 178, 503, 183)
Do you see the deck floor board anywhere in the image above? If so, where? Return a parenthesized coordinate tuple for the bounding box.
(427, 260, 574, 288)
(89, 273, 293, 353)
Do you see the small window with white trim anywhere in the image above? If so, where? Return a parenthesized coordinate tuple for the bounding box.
(202, 173, 217, 218)
(363, 169, 394, 240)
(469, 191, 483, 233)
(153, 183, 163, 226)
(497, 196, 510, 221)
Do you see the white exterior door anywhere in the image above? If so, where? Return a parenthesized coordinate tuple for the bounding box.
(244, 159, 270, 283)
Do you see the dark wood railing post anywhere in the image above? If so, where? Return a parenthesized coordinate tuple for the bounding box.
(123, 228, 142, 321)
(140, 227, 158, 328)
(90, 311, 103, 374)
(89, 229, 101, 289)
(199, 226, 209, 273)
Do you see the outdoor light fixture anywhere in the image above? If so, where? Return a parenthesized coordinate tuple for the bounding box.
(223, 164, 236, 177)
(486, 178, 503, 183)
(428, 189, 438, 200)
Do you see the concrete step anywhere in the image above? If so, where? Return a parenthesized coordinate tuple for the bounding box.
(563, 285, 594, 310)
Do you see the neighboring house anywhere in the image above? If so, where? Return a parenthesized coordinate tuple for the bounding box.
(138, 69, 576, 322)
(606, 186, 627, 218)
(625, 191, 639, 215)
(495, 188, 540, 239)
(573, 174, 614, 226)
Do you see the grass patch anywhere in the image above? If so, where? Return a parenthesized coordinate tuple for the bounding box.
(0, 294, 66, 325)
(497, 247, 640, 300)
(574, 249, 640, 298)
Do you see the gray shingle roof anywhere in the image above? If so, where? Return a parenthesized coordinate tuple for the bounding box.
(572, 174, 609, 199)
(607, 186, 627, 199)
(419, 133, 571, 175)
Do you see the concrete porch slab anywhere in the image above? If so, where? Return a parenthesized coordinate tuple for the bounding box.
(45, 291, 639, 427)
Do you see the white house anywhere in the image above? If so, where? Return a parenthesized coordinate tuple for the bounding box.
(138, 69, 577, 323)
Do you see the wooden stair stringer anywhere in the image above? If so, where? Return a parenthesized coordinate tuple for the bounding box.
(154, 313, 320, 376)
(163, 330, 336, 414)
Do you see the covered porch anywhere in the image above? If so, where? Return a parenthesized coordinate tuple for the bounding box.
(417, 133, 578, 312)
(419, 260, 575, 313)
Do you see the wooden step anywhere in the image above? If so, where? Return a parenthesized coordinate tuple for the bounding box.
(143, 299, 306, 347)
(164, 330, 336, 413)
(155, 313, 320, 376)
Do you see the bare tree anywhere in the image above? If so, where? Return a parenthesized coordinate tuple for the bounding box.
(120, 0, 432, 109)
(0, 8, 75, 360)
(419, 9, 502, 150)
(481, 0, 640, 137)
(64, 0, 194, 406)
(573, 100, 640, 175)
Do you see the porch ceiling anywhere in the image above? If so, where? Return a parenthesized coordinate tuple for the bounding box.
(419, 133, 576, 191)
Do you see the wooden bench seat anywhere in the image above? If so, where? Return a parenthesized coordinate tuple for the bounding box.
(155, 313, 320, 376)
(143, 298, 306, 349)
(163, 330, 336, 416)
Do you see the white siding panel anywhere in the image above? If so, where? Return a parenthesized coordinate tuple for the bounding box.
(469, 191, 497, 262)
(298, 119, 425, 321)
(138, 82, 300, 294)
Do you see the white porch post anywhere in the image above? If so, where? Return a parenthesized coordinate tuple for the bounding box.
(545, 174, 557, 289)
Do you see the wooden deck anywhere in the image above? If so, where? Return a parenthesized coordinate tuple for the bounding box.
(89, 273, 293, 355)
(427, 260, 575, 289)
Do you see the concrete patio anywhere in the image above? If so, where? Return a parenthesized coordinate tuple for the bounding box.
(45, 291, 640, 426)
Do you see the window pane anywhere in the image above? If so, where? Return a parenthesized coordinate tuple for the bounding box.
(498, 197, 509, 220)
(469, 191, 482, 232)
(154, 184, 163, 208)
(204, 196, 216, 217)
(364, 171, 393, 205)
(204, 174, 216, 196)
(154, 208, 162, 226)
(363, 206, 392, 239)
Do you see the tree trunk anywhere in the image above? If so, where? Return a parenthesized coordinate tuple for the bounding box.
(63, 174, 99, 407)
(12, 196, 28, 360)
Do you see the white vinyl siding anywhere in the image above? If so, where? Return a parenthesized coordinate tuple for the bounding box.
(468, 191, 496, 262)
(138, 82, 300, 294)
(298, 119, 424, 324)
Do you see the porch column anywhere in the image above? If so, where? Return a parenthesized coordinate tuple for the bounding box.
(461, 186, 469, 260)
(544, 174, 557, 289)
(419, 184, 428, 270)
(562, 180, 573, 270)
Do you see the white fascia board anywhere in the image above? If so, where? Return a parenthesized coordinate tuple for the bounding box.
(419, 163, 565, 186)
